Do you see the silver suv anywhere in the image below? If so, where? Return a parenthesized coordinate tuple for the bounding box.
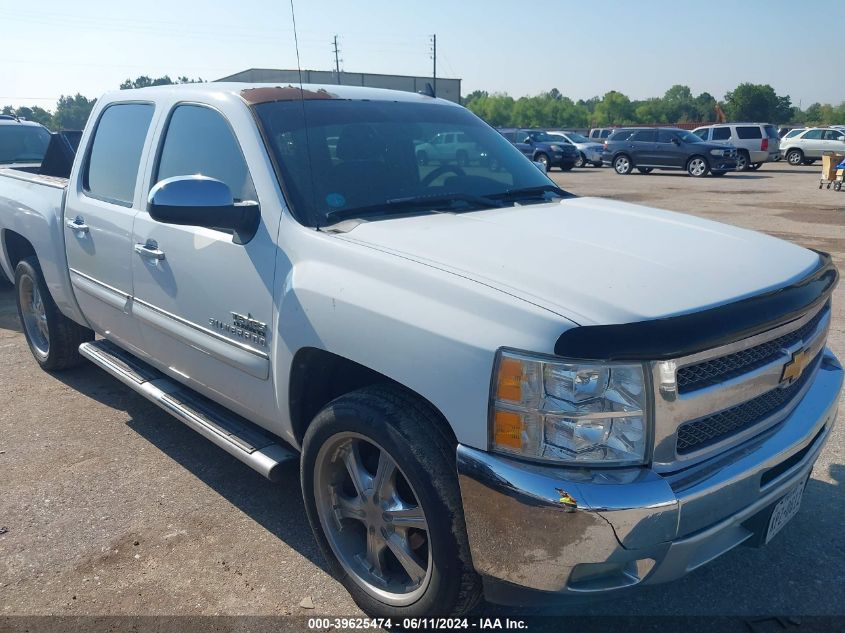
(692, 123, 780, 171)
(780, 128, 845, 166)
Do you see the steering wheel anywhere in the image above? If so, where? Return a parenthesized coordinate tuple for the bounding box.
(420, 164, 466, 187)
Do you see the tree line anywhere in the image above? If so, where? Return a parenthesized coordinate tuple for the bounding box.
(4, 78, 844, 132)
(1, 76, 202, 131)
(463, 83, 845, 129)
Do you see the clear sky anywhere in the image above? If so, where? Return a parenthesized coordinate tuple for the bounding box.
(1, 0, 842, 109)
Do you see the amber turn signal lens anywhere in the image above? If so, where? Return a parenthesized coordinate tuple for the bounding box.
(493, 410, 523, 451)
(496, 356, 524, 402)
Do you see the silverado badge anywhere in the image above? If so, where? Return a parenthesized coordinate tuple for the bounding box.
(209, 312, 268, 347)
(780, 348, 812, 386)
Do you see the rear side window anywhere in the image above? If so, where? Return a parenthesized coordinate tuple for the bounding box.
(803, 129, 824, 140)
(712, 127, 732, 141)
(736, 126, 763, 139)
(84, 103, 154, 206)
(155, 104, 256, 203)
(630, 130, 656, 142)
(608, 129, 634, 141)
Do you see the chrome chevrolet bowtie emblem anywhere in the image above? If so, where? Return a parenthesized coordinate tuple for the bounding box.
(781, 348, 811, 386)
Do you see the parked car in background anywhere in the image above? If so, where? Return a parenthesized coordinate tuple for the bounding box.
(498, 128, 577, 171)
(691, 123, 779, 171)
(588, 127, 616, 141)
(0, 116, 52, 171)
(780, 128, 845, 166)
(603, 127, 738, 177)
(781, 127, 806, 142)
(548, 130, 604, 167)
(415, 131, 486, 166)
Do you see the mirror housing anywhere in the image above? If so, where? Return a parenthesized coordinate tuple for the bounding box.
(522, 136, 533, 144)
(148, 175, 260, 244)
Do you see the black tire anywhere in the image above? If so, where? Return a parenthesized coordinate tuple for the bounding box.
(534, 153, 550, 172)
(736, 150, 750, 171)
(785, 149, 803, 166)
(301, 384, 481, 618)
(637, 167, 653, 174)
(613, 154, 633, 175)
(687, 155, 710, 177)
(14, 256, 93, 371)
(416, 151, 429, 166)
(574, 152, 586, 168)
(748, 162, 762, 170)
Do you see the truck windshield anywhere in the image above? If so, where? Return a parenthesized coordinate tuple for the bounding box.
(0, 125, 51, 165)
(253, 100, 560, 227)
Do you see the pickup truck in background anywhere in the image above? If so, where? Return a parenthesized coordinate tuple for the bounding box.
(0, 83, 841, 617)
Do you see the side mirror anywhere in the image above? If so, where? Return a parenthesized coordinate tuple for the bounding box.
(148, 175, 260, 244)
(522, 137, 533, 144)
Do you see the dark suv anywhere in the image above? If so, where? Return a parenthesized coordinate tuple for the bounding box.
(498, 128, 578, 171)
(602, 127, 738, 177)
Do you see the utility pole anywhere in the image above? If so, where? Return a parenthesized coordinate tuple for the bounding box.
(430, 34, 437, 97)
(332, 35, 342, 84)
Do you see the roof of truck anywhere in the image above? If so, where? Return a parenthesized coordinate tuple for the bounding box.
(104, 82, 458, 107)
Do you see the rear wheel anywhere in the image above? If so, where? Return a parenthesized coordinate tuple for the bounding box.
(613, 154, 633, 175)
(786, 149, 804, 166)
(687, 156, 710, 177)
(749, 162, 762, 170)
(534, 153, 550, 172)
(14, 257, 93, 370)
(574, 152, 586, 168)
(302, 385, 481, 617)
(736, 150, 749, 171)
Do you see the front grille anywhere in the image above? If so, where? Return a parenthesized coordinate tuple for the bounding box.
(677, 306, 826, 394)
(676, 351, 821, 454)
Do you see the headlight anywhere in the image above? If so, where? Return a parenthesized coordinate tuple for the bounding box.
(710, 148, 726, 156)
(549, 144, 562, 151)
(490, 349, 648, 466)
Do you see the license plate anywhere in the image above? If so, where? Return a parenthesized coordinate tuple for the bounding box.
(765, 478, 806, 544)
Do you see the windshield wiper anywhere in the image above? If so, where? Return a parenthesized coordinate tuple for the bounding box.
(324, 192, 503, 224)
(487, 184, 572, 202)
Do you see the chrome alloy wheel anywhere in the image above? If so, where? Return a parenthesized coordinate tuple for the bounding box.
(314, 433, 432, 606)
(614, 155, 631, 174)
(18, 272, 49, 357)
(688, 157, 707, 176)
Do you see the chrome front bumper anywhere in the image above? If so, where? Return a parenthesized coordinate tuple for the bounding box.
(456, 350, 842, 601)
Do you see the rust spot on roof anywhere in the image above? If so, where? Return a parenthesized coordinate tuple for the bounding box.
(240, 85, 337, 105)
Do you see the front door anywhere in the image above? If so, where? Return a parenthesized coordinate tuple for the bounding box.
(64, 102, 156, 351)
(130, 103, 280, 421)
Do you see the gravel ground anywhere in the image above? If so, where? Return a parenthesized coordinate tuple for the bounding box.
(1, 163, 843, 622)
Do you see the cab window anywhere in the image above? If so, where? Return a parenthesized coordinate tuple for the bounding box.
(84, 103, 154, 206)
(712, 127, 732, 141)
(155, 104, 257, 203)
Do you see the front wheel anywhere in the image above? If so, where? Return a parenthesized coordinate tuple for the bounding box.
(14, 257, 93, 370)
(302, 385, 481, 617)
(613, 154, 633, 175)
(574, 152, 586, 168)
(687, 156, 710, 177)
(785, 149, 803, 166)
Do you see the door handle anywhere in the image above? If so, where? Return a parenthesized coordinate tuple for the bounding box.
(65, 217, 89, 233)
(134, 240, 166, 261)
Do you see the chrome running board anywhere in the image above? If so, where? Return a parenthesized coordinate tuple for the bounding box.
(79, 339, 296, 481)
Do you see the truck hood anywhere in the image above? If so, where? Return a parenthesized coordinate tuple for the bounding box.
(338, 197, 821, 326)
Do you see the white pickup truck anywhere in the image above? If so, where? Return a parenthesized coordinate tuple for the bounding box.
(0, 83, 841, 616)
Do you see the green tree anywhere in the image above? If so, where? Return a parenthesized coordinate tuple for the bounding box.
(119, 75, 203, 90)
(53, 94, 96, 130)
(724, 83, 782, 122)
(593, 91, 633, 126)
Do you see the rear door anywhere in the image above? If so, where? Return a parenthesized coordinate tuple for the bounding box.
(628, 129, 657, 165)
(130, 102, 280, 417)
(64, 102, 156, 350)
(822, 129, 845, 154)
